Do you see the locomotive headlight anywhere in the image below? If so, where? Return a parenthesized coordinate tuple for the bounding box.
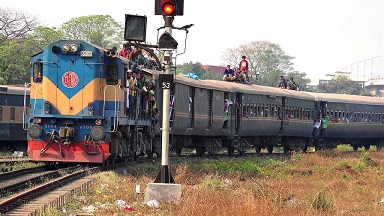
(63, 44, 71, 52)
(70, 44, 79, 52)
(28, 124, 43, 139)
(90, 126, 106, 141)
(95, 119, 102, 125)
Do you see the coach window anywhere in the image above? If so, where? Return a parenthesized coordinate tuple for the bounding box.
(10, 107, 15, 121)
(0, 107, 2, 121)
(299, 108, 302, 119)
(33, 61, 43, 82)
(106, 62, 118, 85)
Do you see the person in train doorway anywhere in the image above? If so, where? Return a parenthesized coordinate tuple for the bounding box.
(223, 99, 233, 129)
(223, 65, 235, 81)
(126, 70, 136, 117)
(239, 56, 250, 84)
(288, 77, 297, 90)
(320, 112, 329, 141)
(278, 76, 288, 89)
(312, 116, 321, 141)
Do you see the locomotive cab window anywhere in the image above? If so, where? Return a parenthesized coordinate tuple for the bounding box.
(106, 62, 118, 85)
(33, 61, 43, 82)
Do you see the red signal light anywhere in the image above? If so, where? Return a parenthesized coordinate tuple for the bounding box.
(162, 1, 175, 15)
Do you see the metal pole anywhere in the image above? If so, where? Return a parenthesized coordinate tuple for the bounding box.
(155, 16, 175, 184)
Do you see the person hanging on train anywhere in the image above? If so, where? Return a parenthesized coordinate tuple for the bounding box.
(312, 116, 321, 140)
(118, 43, 130, 59)
(278, 76, 288, 89)
(223, 98, 233, 129)
(223, 65, 235, 81)
(135, 47, 145, 67)
(320, 113, 329, 141)
(127, 70, 136, 117)
(129, 47, 140, 69)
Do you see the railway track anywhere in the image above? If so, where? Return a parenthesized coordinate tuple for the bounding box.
(0, 163, 126, 215)
(0, 156, 31, 163)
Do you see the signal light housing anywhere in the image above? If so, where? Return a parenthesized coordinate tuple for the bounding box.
(155, 0, 184, 16)
(162, 1, 175, 15)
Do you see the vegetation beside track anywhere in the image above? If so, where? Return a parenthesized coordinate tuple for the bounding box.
(35, 146, 384, 215)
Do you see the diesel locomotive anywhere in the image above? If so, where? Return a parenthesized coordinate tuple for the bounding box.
(26, 39, 384, 165)
(27, 40, 157, 164)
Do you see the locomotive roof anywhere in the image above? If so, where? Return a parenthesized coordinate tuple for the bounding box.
(0, 85, 30, 95)
(305, 92, 384, 105)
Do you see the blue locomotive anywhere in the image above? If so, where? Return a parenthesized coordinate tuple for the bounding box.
(27, 40, 157, 164)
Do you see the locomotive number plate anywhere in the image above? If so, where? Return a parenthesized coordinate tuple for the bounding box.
(80, 51, 93, 57)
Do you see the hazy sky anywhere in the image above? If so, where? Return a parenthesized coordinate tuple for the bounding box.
(2, 0, 383, 83)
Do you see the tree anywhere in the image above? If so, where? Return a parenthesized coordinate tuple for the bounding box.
(0, 7, 39, 41)
(176, 61, 206, 77)
(317, 76, 371, 96)
(176, 62, 222, 80)
(23, 26, 64, 52)
(221, 41, 298, 87)
(60, 15, 124, 48)
(0, 39, 30, 84)
(200, 68, 222, 80)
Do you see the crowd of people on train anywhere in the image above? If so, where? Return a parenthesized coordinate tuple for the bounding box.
(120, 43, 158, 124)
(223, 56, 298, 90)
(117, 43, 158, 70)
(223, 56, 251, 85)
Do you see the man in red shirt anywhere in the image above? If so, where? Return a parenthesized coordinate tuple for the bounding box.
(118, 44, 130, 59)
(239, 56, 249, 73)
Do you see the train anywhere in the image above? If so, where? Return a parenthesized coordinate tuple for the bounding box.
(0, 85, 29, 152)
(26, 39, 384, 164)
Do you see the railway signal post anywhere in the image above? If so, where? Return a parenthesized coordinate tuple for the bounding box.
(144, 0, 184, 204)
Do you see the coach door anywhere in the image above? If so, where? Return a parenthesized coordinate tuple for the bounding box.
(235, 93, 242, 135)
(280, 96, 287, 134)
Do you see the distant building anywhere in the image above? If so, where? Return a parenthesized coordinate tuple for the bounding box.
(318, 71, 368, 88)
(202, 65, 226, 75)
(317, 70, 384, 97)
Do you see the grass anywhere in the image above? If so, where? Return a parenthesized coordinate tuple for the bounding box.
(44, 150, 384, 216)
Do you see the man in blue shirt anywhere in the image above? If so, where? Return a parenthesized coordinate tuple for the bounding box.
(278, 76, 288, 89)
(223, 65, 235, 81)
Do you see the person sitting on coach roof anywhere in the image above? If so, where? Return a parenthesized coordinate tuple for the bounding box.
(288, 77, 298, 90)
(278, 75, 288, 89)
(223, 65, 235, 81)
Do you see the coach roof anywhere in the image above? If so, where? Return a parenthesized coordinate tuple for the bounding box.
(306, 92, 384, 106)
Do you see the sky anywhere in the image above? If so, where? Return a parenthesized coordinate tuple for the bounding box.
(2, 0, 383, 84)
